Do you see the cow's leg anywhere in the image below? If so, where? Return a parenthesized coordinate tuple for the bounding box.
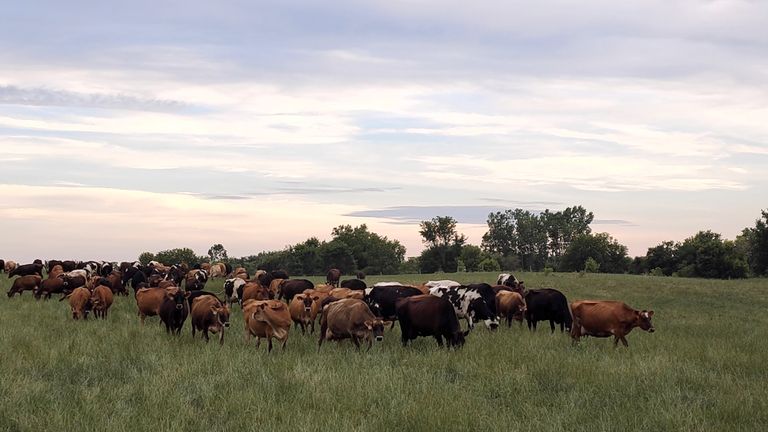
(191, 326, 196, 338)
(268, 337, 273, 353)
(351, 335, 361, 350)
(434, 335, 444, 348)
(219, 330, 224, 346)
(140, 314, 146, 326)
(549, 320, 556, 333)
(366, 337, 373, 352)
(618, 335, 629, 347)
(203, 329, 209, 342)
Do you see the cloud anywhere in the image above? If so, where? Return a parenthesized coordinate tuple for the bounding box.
(346, 205, 512, 225)
(0, 85, 189, 112)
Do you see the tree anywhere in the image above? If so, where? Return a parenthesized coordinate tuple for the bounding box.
(482, 209, 549, 271)
(331, 224, 405, 274)
(419, 216, 466, 273)
(738, 210, 768, 276)
(560, 233, 629, 273)
(138, 252, 155, 265)
(460, 245, 484, 272)
(646, 241, 677, 276)
(542, 206, 594, 269)
(676, 231, 747, 279)
(482, 211, 517, 256)
(208, 244, 228, 263)
(154, 248, 202, 266)
(317, 239, 356, 274)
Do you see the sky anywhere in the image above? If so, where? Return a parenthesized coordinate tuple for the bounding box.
(1, 0, 767, 262)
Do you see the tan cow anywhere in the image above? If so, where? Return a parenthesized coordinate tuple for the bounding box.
(318, 298, 384, 351)
(91, 285, 114, 319)
(191, 295, 230, 344)
(268, 278, 284, 299)
(209, 263, 227, 278)
(242, 282, 271, 302)
(329, 287, 364, 300)
(496, 291, 527, 328)
(244, 299, 291, 352)
(303, 289, 330, 323)
(4, 260, 17, 273)
(570, 300, 655, 347)
(136, 287, 180, 325)
(48, 264, 64, 279)
(289, 293, 320, 334)
(66, 287, 92, 320)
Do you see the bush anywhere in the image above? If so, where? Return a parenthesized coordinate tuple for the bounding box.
(479, 257, 501, 272)
(584, 257, 600, 273)
(650, 267, 664, 277)
(543, 266, 554, 276)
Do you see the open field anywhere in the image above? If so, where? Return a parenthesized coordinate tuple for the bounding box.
(1, 272, 767, 431)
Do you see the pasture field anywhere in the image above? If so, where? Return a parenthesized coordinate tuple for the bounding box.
(1, 272, 767, 432)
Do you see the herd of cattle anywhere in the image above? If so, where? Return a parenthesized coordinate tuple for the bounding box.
(1, 258, 656, 350)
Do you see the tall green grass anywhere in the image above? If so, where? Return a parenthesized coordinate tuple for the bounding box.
(1, 272, 766, 431)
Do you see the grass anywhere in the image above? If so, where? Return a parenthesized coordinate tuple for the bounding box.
(0, 272, 767, 431)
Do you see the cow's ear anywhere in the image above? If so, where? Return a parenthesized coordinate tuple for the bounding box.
(364, 320, 373, 330)
(313, 296, 319, 301)
(210, 306, 218, 315)
(184, 291, 191, 298)
(462, 330, 470, 337)
(647, 310, 654, 317)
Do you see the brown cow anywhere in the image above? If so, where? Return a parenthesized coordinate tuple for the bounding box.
(570, 300, 655, 347)
(4, 260, 17, 273)
(244, 299, 291, 352)
(37, 276, 65, 300)
(268, 278, 284, 299)
(318, 298, 384, 351)
(136, 287, 180, 325)
(7, 275, 42, 297)
(200, 262, 212, 272)
(209, 263, 227, 278)
(329, 287, 364, 300)
(106, 271, 126, 295)
(191, 295, 230, 344)
(232, 267, 248, 279)
(66, 287, 92, 320)
(289, 293, 320, 334)
(48, 264, 64, 279)
(242, 282, 271, 302)
(496, 291, 526, 328)
(303, 289, 330, 323)
(326, 268, 341, 287)
(91, 285, 114, 319)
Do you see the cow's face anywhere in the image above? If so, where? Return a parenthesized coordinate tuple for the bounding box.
(365, 319, 385, 342)
(450, 330, 469, 348)
(216, 304, 230, 328)
(637, 310, 655, 332)
(167, 289, 189, 310)
(469, 298, 499, 330)
(300, 295, 314, 312)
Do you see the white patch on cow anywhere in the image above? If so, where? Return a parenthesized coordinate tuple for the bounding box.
(425, 280, 460, 288)
(364, 287, 374, 296)
(373, 281, 402, 287)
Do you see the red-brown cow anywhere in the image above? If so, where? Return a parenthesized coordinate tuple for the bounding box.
(570, 300, 655, 347)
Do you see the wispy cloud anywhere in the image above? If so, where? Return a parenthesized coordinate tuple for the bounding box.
(0, 85, 189, 112)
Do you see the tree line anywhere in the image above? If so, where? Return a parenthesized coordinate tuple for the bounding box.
(137, 208, 768, 279)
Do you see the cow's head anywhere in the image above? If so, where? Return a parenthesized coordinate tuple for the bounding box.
(636, 310, 655, 332)
(365, 319, 385, 342)
(450, 330, 470, 348)
(299, 294, 316, 313)
(212, 303, 230, 328)
(469, 297, 499, 330)
(167, 289, 191, 310)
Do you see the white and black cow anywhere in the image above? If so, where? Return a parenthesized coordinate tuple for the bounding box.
(425, 280, 461, 289)
(496, 273, 518, 286)
(223, 277, 246, 306)
(428, 283, 499, 331)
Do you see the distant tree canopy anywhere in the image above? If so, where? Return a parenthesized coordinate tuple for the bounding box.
(560, 233, 630, 274)
(418, 216, 467, 273)
(139, 248, 206, 266)
(208, 244, 228, 263)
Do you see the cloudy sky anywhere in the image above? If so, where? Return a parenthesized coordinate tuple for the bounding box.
(1, 0, 767, 262)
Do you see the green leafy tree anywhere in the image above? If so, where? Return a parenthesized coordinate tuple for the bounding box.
(676, 231, 747, 279)
(154, 248, 201, 266)
(318, 239, 356, 274)
(207, 243, 228, 263)
(331, 224, 405, 274)
(738, 210, 768, 276)
(460, 245, 484, 272)
(645, 241, 677, 276)
(584, 257, 600, 273)
(399, 257, 421, 274)
(138, 252, 155, 265)
(542, 206, 594, 269)
(560, 233, 629, 273)
(419, 216, 466, 273)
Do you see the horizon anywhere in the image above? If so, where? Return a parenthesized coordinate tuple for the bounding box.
(1, 1, 767, 263)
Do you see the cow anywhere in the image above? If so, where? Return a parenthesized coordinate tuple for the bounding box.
(60, 260, 77, 272)
(36, 276, 66, 300)
(191, 295, 230, 344)
(278, 279, 314, 302)
(424, 280, 461, 289)
(524, 288, 572, 333)
(329, 287, 364, 300)
(186, 290, 221, 312)
(363, 284, 423, 322)
(61, 271, 87, 293)
(209, 263, 227, 278)
(48, 264, 64, 279)
(223, 277, 246, 306)
(159, 288, 191, 334)
(268, 278, 285, 299)
(244, 299, 291, 352)
(497, 273, 517, 286)
(7, 275, 42, 297)
(99, 262, 114, 277)
(0, 259, 4, 273)
(199, 262, 212, 272)
(492, 284, 525, 297)
(242, 282, 271, 302)
(223, 262, 233, 276)
(318, 298, 384, 351)
(8, 263, 43, 278)
(340, 279, 366, 290)
(326, 268, 341, 287)
(106, 271, 126, 295)
(66, 287, 92, 320)
(289, 293, 319, 334)
(165, 264, 187, 286)
(303, 288, 331, 324)
(570, 301, 655, 347)
(428, 283, 499, 331)
(271, 269, 289, 280)
(136, 287, 181, 325)
(356, 271, 365, 280)
(496, 291, 526, 328)
(256, 271, 274, 288)
(184, 269, 209, 291)
(90, 284, 114, 319)
(129, 270, 148, 295)
(4, 260, 17, 273)
(396, 295, 468, 348)
(232, 267, 248, 280)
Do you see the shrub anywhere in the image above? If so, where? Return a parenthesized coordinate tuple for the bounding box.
(584, 257, 600, 273)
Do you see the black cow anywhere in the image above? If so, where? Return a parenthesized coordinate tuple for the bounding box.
(340, 279, 366, 290)
(326, 268, 341, 287)
(61, 260, 77, 272)
(166, 265, 186, 286)
(396, 295, 468, 348)
(9, 263, 44, 278)
(356, 271, 366, 280)
(279, 279, 314, 302)
(257, 272, 274, 287)
(159, 289, 191, 335)
(524, 288, 572, 333)
(364, 285, 422, 321)
(130, 270, 148, 295)
(46, 260, 62, 273)
(0, 259, 4, 273)
(100, 263, 114, 277)
(271, 270, 289, 280)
